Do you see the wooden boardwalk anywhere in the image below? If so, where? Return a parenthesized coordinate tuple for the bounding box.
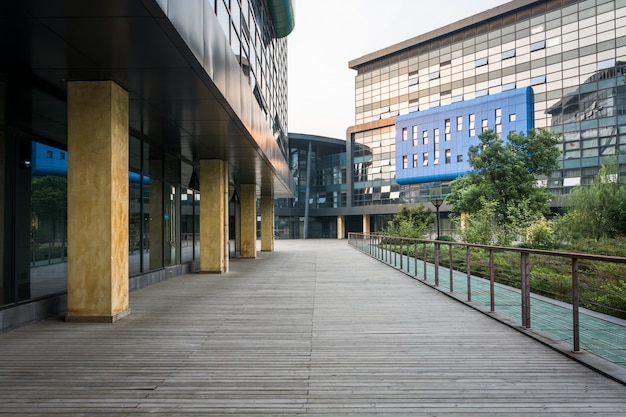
(0, 239, 625, 416)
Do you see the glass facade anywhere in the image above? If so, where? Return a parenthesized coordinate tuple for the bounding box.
(351, 0, 626, 199)
(1, 126, 202, 310)
(353, 125, 400, 206)
(211, 0, 290, 157)
(0, 0, 292, 330)
(275, 134, 347, 239)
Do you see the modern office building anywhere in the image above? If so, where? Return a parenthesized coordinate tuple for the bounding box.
(277, 132, 421, 239)
(278, 0, 626, 241)
(275, 133, 347, 239)
(0, 0, 295, 332)
(343, 0, 626, 233)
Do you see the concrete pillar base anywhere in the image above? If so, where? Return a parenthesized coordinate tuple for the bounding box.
(65, 308, 131, 323)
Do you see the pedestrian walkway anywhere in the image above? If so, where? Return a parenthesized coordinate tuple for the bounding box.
(0, 240, 625, 416)
(367, 245, 626, 370)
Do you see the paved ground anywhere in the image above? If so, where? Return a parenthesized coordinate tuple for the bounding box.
(0, 239, 625, 416)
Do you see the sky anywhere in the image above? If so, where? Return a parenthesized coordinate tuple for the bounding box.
(287, 0, 510, 140)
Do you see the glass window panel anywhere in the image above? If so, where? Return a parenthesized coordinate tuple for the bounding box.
(181, 187, 195, 263)
(28, 141, 68, 300)
(129, 174, 143, 276)
(147, 176, 162, 271)
(501, 48, 516, 60)
(531, 74, 547, 85)
(130, 136, 142, 171)
(475, 57, 489, 67)
(530, 40, 546, 52)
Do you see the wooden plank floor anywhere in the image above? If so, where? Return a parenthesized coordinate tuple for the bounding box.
(0, 239, 625, 416)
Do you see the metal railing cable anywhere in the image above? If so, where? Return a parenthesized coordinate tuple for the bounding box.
(348, 232, 626, 368)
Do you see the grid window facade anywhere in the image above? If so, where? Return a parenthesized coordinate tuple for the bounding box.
(352, 0, 626, 197)
(212, 0, 289, 157)
(352, 125, 399, 206)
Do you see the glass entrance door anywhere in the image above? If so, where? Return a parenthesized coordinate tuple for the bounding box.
(164, 183, 179, 267)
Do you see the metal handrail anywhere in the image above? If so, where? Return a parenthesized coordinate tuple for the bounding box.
(348, 232, 626, 356)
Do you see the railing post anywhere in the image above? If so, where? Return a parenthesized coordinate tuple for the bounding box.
(376, 235, 379, 259)
(489, 249, 495, 312)
(466, 246, 472, 302)
(521, 252, 531, 329)
(449, 244, 454, 292)
(434, 242, 440, 286)
(383, 237, 387, 263)
(414, 240, 418, 277)
(400, 239, 403, 270)
(423, 242, 427, 281)
(572, 257, 581, 353)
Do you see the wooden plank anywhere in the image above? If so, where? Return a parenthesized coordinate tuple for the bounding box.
(0, 240, 625, 415)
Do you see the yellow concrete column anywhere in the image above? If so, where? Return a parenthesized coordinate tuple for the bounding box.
(363, 214, 371, 235)
(260, 194, 274, 251)
(337, 215, 345, 239)
(240, 184, 257, 258)
(199, 159, 228, 273)
(66, 81, 130, 322)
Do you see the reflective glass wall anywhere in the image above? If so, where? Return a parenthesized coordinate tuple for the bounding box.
(353, 0, 626, 198)
(274, 134, 347, 238)
(129, 137, 200, 277)
(352, 125, 403, 206)
(1, 93, 201, 312)
(164, 0, 289, 158)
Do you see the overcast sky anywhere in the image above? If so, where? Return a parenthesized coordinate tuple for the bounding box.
(287, 0, 510, 139)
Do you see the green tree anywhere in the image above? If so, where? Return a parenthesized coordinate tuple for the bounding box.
(447, 128, 561, 244)
(561, 158, 626, 241)
(456, 197, 498, 245)
(384, 204, 434, 238)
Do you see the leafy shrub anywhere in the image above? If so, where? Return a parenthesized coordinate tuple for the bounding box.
(384, 204, 434, 238)
(525, 218, 556, 249)
(592, 280, 626, 319)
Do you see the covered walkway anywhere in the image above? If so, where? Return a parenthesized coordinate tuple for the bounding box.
(0, 240, 625, 415)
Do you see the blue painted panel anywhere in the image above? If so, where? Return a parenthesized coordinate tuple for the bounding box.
(32, 142, 147, 183)
(395, 87, 534, 185)
(31, 143, 68, 176)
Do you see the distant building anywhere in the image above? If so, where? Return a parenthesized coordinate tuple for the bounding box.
(283, 0, 626, 240)
(346, 0, 626, 226)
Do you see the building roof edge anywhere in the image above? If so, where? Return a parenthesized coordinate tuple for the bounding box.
(348, 0, 544, 70)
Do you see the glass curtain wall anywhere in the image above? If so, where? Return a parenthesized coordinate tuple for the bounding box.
(129, 137, 198, 276)
(354, 0, 626, 199)
(28, 141, 68, 299)
(352, 126, 398, 206)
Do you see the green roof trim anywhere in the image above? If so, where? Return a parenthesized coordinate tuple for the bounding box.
(268, 0, 295, 38)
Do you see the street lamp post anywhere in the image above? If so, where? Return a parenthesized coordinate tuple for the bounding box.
(431, 197, 444, 240)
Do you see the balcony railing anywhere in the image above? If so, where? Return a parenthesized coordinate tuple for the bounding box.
(348, 232, 626, 367)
